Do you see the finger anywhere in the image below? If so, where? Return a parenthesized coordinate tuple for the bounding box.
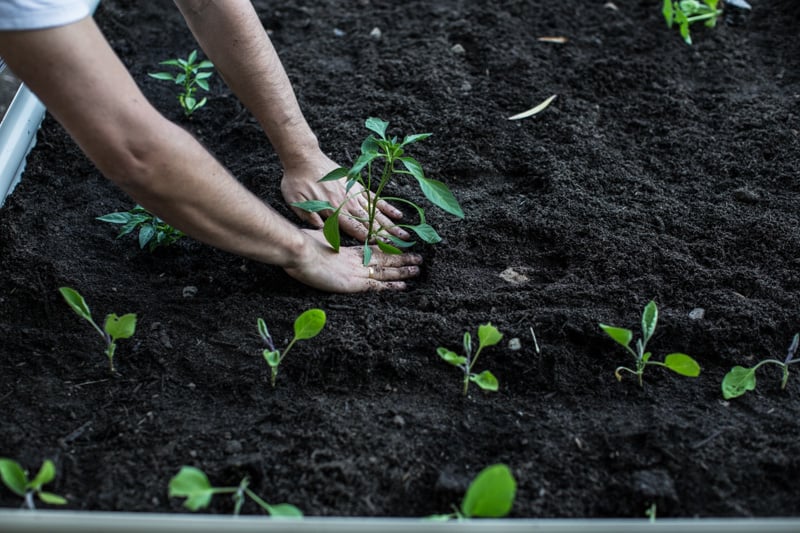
(291, 207, 324, 229)
(375, 197, 403, 220)
(369, 264, 421, 281)
(365, 280, 408, 292)
(339, 214, 370, 240)
(355, 195, 410, 240)
(370, 252, 424, 268)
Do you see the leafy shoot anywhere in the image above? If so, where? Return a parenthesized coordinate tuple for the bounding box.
(662, 0, 722, 45)
(437, 323, 502, 395)
(97, 205, 185, 252)
(428, 464, 517, 520)
(148, 50, 214, 116)
(722, 333, 800, 399)
(258, 309, 326, 387)
(0, 458, 67, 510)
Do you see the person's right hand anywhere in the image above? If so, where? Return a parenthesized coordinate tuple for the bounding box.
(283, 230, 422, 293)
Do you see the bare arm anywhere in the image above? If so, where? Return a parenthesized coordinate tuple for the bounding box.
(0, 17, 420, 292)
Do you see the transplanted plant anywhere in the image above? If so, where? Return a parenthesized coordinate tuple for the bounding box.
(97, 204, 185, 252)
(428, 464, 517, 521)
(662, 0, 722, 45)
(722, 333, 800, 399)
(258, 309, 326, 387)
(0, 458, 67, 509)
(292, 117, 464, 266)
(59, 286, 137, 374)
(148, 49, 214, 116)
(169, 466, 302, 518)
(437, 323, 502, 396)
(599, 300, 701, 386)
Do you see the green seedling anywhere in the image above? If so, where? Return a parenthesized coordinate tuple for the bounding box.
(0, 458, 67, 510)
(169, 466, 302, 518)
(437, 323, 502, 396)
(599, 300, 700, 386)
(292, 117, 464, 266)
(59, 286, 137, 374)
(258, 309, 326, 387)
(97, 204, 185, 252)
(722, 333, 800, 400)
(428, 464, 517, 520)
(148, 50, 214, 116)
(662, 0, 722, 45)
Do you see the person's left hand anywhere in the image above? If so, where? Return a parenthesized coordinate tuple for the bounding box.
(280, 153, 411, 243)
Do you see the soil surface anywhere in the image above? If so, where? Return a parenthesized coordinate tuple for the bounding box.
(1, 0, 799, 519)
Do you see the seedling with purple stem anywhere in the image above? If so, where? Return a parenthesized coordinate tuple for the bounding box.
(437, 323, 502, 395)
(258, 309, 326, 387)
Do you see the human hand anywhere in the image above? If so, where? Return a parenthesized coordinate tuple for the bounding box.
(283, 230, 422, 293)
(281, 153, 411, 243)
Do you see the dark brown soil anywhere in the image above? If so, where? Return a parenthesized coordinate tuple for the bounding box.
(1, 0, 799, 519)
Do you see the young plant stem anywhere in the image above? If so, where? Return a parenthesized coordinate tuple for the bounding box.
(749, 358, 800, 389)
(463, 345, 486, 395)
(270, 338, 299, 387)
(686, 11, 720, 23)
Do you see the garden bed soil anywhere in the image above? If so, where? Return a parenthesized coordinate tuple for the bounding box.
(1, 0, 799, 519)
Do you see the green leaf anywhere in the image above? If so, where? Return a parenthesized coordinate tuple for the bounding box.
(195, 71, 214, 80)
(662, 0, 675, 26)
(425, 514, 454, 521)
(294, 309, 326, 340)
(59, 287, 93, 321)
(663, 353, 700, 377)
(0, 458, 27, 497)
(138, 224, 156, 249)
(478, 323, 503, 348)
(168, 466, 215, 511)
(38, 491, 67, 505)
(415, 175, 464, 219)
(96, 212, 132, 224)
(409, 223, 441, 244)
(265, 503, 304, 518)
(148, 72, 175, 81)
(197, 60, 214, 69)
(29, 460, 55, 490)
(470, 370, 499, 392)
(104, 313, 137, 341)
(361, 135, 380, 155)
(400, 133, 432, 146)
(641, 301, 658, 345)
(365, 117, 389, 139)
(377, 240, 402, 255)
(195, 97, 208, 110)
(362, 242, 372, 266)
(159, 59, 182, 67)
(264, 350, 281, 367)
(599, 324, 633, 348)
(184, 96, 197, 110)
(257, 318, 270, 342)
(187, 50, 198, 64)
(319, 167, 349, 182)
(350, 151, 379, 177)
(437, 347, 467, 366)
(323, 213, 341, 252)
(722, 366, 757, 399)
(385, 235, 416, 248)
(291, 200, 335, 213)
(461, 464, 516, 518)
(195, 79, 209, 91)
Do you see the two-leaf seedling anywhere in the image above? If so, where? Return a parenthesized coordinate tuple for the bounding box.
(148, 50, 214, 116)
(600, 301, 700, 386)
(438, 323, 502, 395)
(169, 466, 302, 518)
(292, 117, 464, 266)
(662, 0, 722, 45)
(722, 333, 800, 399)
(429, 464, 517, 520)
(97, 204, 185, 252)
(59, 287, 137, 374)
(0, 458, 67, 509)
(258, 309, 326, 387)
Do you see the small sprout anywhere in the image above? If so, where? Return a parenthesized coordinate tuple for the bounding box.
(722, 333, 800, 399)
(599, 300, 700, 386)
(662, 0, 722, 45)
(428, 464, 517, 520)
(438, 323, 502, 396)
(59, 286, 137, 374)
(148, 50, 214, 116)
(258, 309, 326, 387)
(169, 466, 302, 518)
(646, 503, 657, 523)
(97, 204, 185, 252)
(0, 458, 67, 510)
(292, 117, 464, 266)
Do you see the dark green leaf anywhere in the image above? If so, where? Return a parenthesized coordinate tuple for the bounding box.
(461, 464, 516, 518)
(413, 175, 464, 218)
(195, 79, 209, 91)
(722, 366, 757, 399)
(361, 135, 380, 155)
(187, 50, 198, 64)
(350, 151, 379, 177)
(291, 200, 335, 213)
(400, 133, 432, 146)
(377, 240, 402, 255)
(365, 117, 389, 139)
(409, 223, 441, 244)
(319, 167, 349, 182)
(139, 224, 156, 249)
(323, 213, 341, 252)
(385, 235, 416, 248)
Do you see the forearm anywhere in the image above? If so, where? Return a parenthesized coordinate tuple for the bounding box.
(174, 0, 319, 168)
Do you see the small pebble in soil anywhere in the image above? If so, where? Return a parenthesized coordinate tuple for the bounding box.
(451, 43, 465, 55)
(333, 28, 345, 37)
(182, 285, 198, 298)
(225, 440, 243, 454)
(508, 337, 522, 350)
(187, 382, 196, 390)
(369, 27, 382, 40)
(689, 308, 705, 320)
(733, 187, 759, 204)
(499, 267, 529, 284)
(392, 414, 405, 428)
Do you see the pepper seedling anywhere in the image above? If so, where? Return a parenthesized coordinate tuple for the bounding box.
(291, 117, 464, 266)
(258, 309, 326, 387)
(97, 204, 185, 252)
(722, 333, 800, 399)
(169, 466, 302, 518)
(0, 458, 67, 510)
(599, 301, 700, 386)
(662, 0, 722, 45)
(148, 50, 214, 116)
(437, 323, 502, 396)
(428, 464, 517, 520)
(59, 286, 137, 374)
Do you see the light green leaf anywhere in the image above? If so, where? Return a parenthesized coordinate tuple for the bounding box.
(257, 318, 270, 342)
(385, 235, 416, 248)
(377, 240, 403, 255)
(425, 514, 454, 521)
(722, 366, 757, 399)
(187, 50, 198, 64)
(264, 350, 281, 368)
(159, 59, 182, 67)
(184, 96, 196, 110)
(662, 0, 675, 26)
(437, 347, 467, 366)
(138, 224, 155, 249)
(104, 313, 137, 341)
(29, 460, 55, 490)
(148, 72, 175, 81)
(195, 79, 209, 91)
(195, 71, 214, 80)
(664, 353, 700, 377)
(197, 60, 214, 69)
(294, 309, 326, 340)
(323, 213, 341, 252)
(96, 212, 132, 224)
(599, 324, 633, 348)
(641, 301, 658, 345)
(360, 135, 380, 155)
(350, 151, 379, 177)
(470, 370, 499, 392)
(291, 200, 335, 213)
(266, 503, 304, 518)
(461, 464, 516, 518)
(400, 133, 432, 146)
(478, 323, 503, 348)
(362, 242, 372, 266)
(409, 223, 441, 244)
(60, 287, 94, 321)
(38, 491, 67, 505)
(319, 167, 349, 182)
(0, 458, 27, 497)
(365, 117, 389, 139)
(168, 466, 215, 511)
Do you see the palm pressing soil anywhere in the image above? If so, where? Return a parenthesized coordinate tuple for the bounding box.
(1, 0, 799, 519)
